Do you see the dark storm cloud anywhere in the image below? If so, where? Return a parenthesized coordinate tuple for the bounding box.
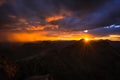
(52, 0, 120, 30)
(0, 1, 17, 26)
(0, 0, 120, 35)
(87, 0, 120, 28)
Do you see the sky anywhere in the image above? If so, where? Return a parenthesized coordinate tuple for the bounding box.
(0, 0, 120, 42)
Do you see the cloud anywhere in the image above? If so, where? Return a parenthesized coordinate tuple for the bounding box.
(0, 0, 112, 29)
(0, 0, 120, 41)
(88, 24, 120, 37)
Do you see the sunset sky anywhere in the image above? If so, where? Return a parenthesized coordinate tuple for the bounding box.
(0, 0, 120, 42)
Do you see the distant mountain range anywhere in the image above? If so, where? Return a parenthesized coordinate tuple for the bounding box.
(0, 40, 120, 80)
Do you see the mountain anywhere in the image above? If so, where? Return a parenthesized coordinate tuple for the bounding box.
(0, 40, 120, 80)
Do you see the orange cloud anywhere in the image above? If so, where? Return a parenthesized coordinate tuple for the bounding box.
(25, 26, 45, 31)
(45, 15, 64, 22)
(8, 15, 17, 19)
(18, 18, 28, 24)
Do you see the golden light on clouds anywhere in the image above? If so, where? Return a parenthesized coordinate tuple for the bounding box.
(0, 31, 93, 42)
(8, 15, 17, 19)
(25, 25, 59, 31)
(26, 26, 45, 31)
(18, 18, 26, 23)
(45, 15, 64, 22)
(11, 33, 52, 42)
(0, 30, 119, 42)
(7, 32, 57, 42)
(94, 35, 120, 41)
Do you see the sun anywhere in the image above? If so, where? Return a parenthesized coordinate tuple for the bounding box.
(84, 37, 90, 42)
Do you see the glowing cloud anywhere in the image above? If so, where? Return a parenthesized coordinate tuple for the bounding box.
(45, 15, 64, 22)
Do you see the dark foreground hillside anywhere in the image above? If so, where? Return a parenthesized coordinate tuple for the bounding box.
(0, 40, 120, 80)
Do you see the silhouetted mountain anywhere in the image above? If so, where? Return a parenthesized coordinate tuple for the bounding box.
(0, 40, 120, 80)
(42, 40, 120, 80)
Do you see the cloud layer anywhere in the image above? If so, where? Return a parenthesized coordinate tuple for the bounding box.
(0, 0, 120, 41)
